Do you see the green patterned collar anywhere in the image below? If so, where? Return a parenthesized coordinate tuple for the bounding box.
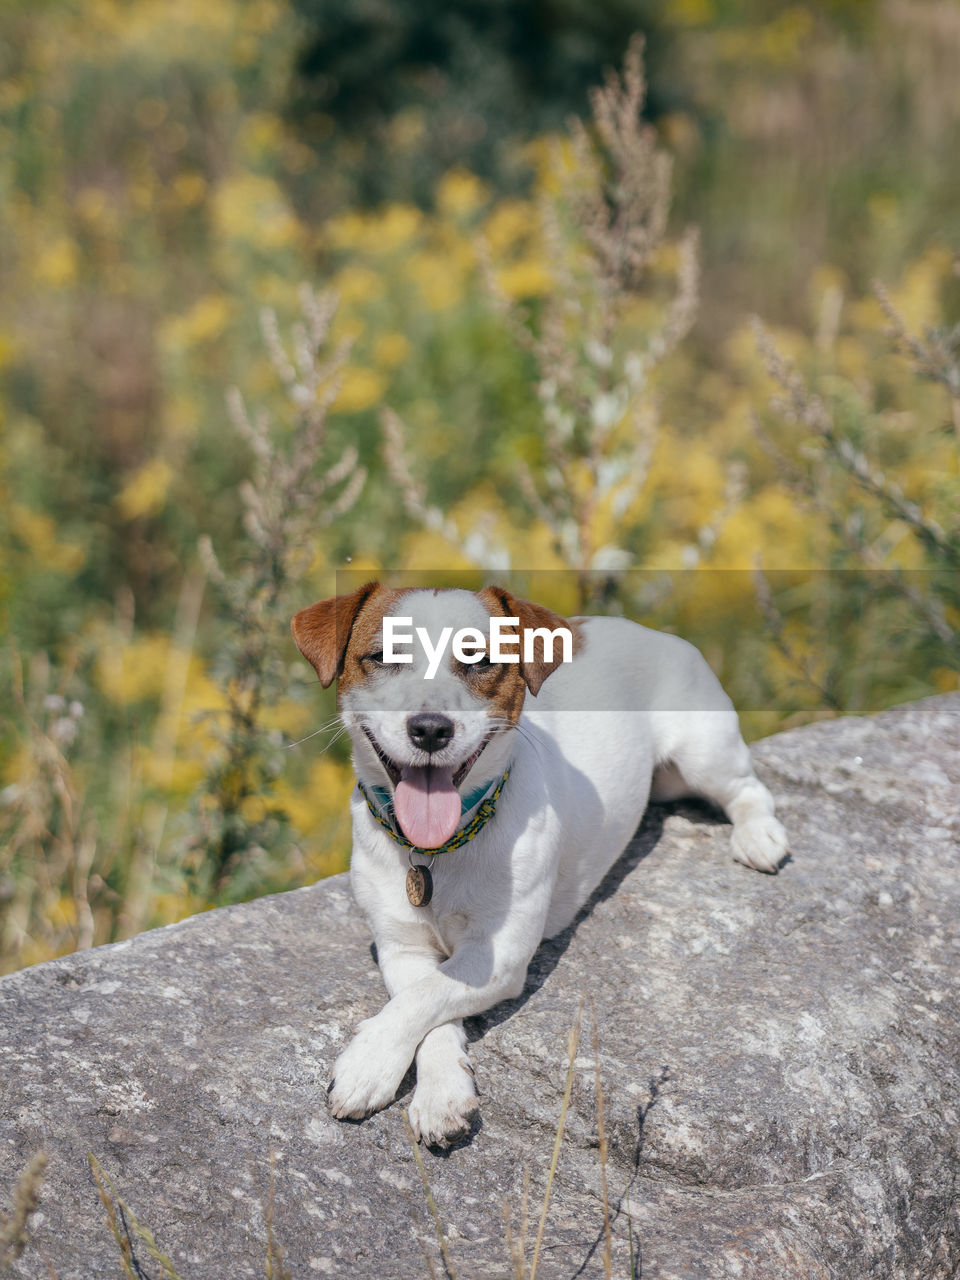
(358, 768, 510, 856)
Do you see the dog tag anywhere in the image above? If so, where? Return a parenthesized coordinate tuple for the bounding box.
(405, 864, 433, 907)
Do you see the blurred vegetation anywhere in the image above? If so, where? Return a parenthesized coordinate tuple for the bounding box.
(285, 0, 676, 209)
(0, 0, 957, 974)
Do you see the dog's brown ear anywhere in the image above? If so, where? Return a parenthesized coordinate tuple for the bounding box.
(291, 582, 380, 687)
(479, 586, 577, 696)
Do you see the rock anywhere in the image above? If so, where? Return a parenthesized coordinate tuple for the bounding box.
(1, 695, 959, 1280)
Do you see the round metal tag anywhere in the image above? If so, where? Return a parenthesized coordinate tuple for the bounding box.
(405, 864, 433, 907)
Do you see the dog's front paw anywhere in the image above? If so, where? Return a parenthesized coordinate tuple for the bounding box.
(731, 813, 789, 873)
(408, 1054, 479, 1148)
(328, 1020, 411, 1120)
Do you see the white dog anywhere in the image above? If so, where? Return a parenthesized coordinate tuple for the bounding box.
(292, 583, 787, 1146)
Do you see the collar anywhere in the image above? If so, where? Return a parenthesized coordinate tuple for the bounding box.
(358, 767, 511, 856)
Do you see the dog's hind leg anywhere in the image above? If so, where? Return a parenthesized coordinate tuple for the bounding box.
(650, 762, 689, 802)
(654, 709, 789, 873)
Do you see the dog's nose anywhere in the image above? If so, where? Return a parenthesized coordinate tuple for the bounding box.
(407, 713, 454, 755)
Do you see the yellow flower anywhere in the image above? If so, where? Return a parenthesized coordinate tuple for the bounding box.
(116, 459, 173, 521)
(724, 320, 806, 386)
(141, 753, 205, 796)
(712, 487, 813, 568)
(240, 794, 268, 824)
(528, 134, 574, 197)
(159, 294, 231, 352)
(9, 506, 85, 573)
(834, 335, 871, 380)
(325, 203, 422, 255)
(95, 633, 172, 705)
(309, 843, 351, 880)
(333, 366, 386, 414)
(151, 893, 202, 927)
(401, 528, 477, 573)
(251, 274, 302, 310)
(376, 203, 423, 251)
(175, 670, 230, 747)
(35, 237, 78, 288)
(173, 171, 207, 207)
(51, 895, 77, 928)
(3, 746, 31, 787)
(374, 332, 412, 369)
(483, 199, 538, 256)
(496, 258, 552, 299)
(406, 250, 464, 310)
(333, 264, 383, 305)
(886, 246, 953, 331)
(436, 168, 489, 217)
(213, 173, 301, 249)
(642, 539, 697, 572)
(646, 434, 726, 533)
(274, 757, 354, 835)
(331, 313, 364, 345)
(666, 0, 716, 25)
(259, 699, 312, 737)
(324, 211, 367, 251)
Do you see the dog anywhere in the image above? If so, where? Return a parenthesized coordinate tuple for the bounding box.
(292, 583, 788, 1146)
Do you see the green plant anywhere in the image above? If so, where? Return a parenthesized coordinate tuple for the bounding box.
(384, 37, 700, 610)
(191, 286, 365, 895)
(752, 267, 960, 692)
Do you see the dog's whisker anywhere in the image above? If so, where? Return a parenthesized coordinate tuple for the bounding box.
(513, 724, 560, 769)
(485, 715, 564, 768)
(299, 734, 353, 763)
(284, 716, 346, 750)
(315, 727, 351, 754)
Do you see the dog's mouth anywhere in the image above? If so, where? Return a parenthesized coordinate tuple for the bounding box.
(361, 726, 491, 849)
(361, 726, 490, 789)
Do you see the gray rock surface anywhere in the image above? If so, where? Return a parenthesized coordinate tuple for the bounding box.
(1, 695, 959, 1280)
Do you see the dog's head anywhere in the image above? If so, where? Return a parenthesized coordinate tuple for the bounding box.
(291, 583, 575, 848)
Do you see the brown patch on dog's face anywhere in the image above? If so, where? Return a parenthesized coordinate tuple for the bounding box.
(457, 610, 527, 729)
(292, 582, 408, 699)
(333, 586, 411, 702)
(477, 586, 581, 721)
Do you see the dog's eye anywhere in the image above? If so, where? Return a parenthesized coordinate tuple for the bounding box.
(472, 653, 493, 670)
(364, 651, 385, 666)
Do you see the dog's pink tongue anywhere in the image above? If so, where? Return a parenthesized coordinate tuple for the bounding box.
(394, 765, 461, 849)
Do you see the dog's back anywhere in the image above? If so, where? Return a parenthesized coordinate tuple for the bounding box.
(520, 615, 759, 934)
